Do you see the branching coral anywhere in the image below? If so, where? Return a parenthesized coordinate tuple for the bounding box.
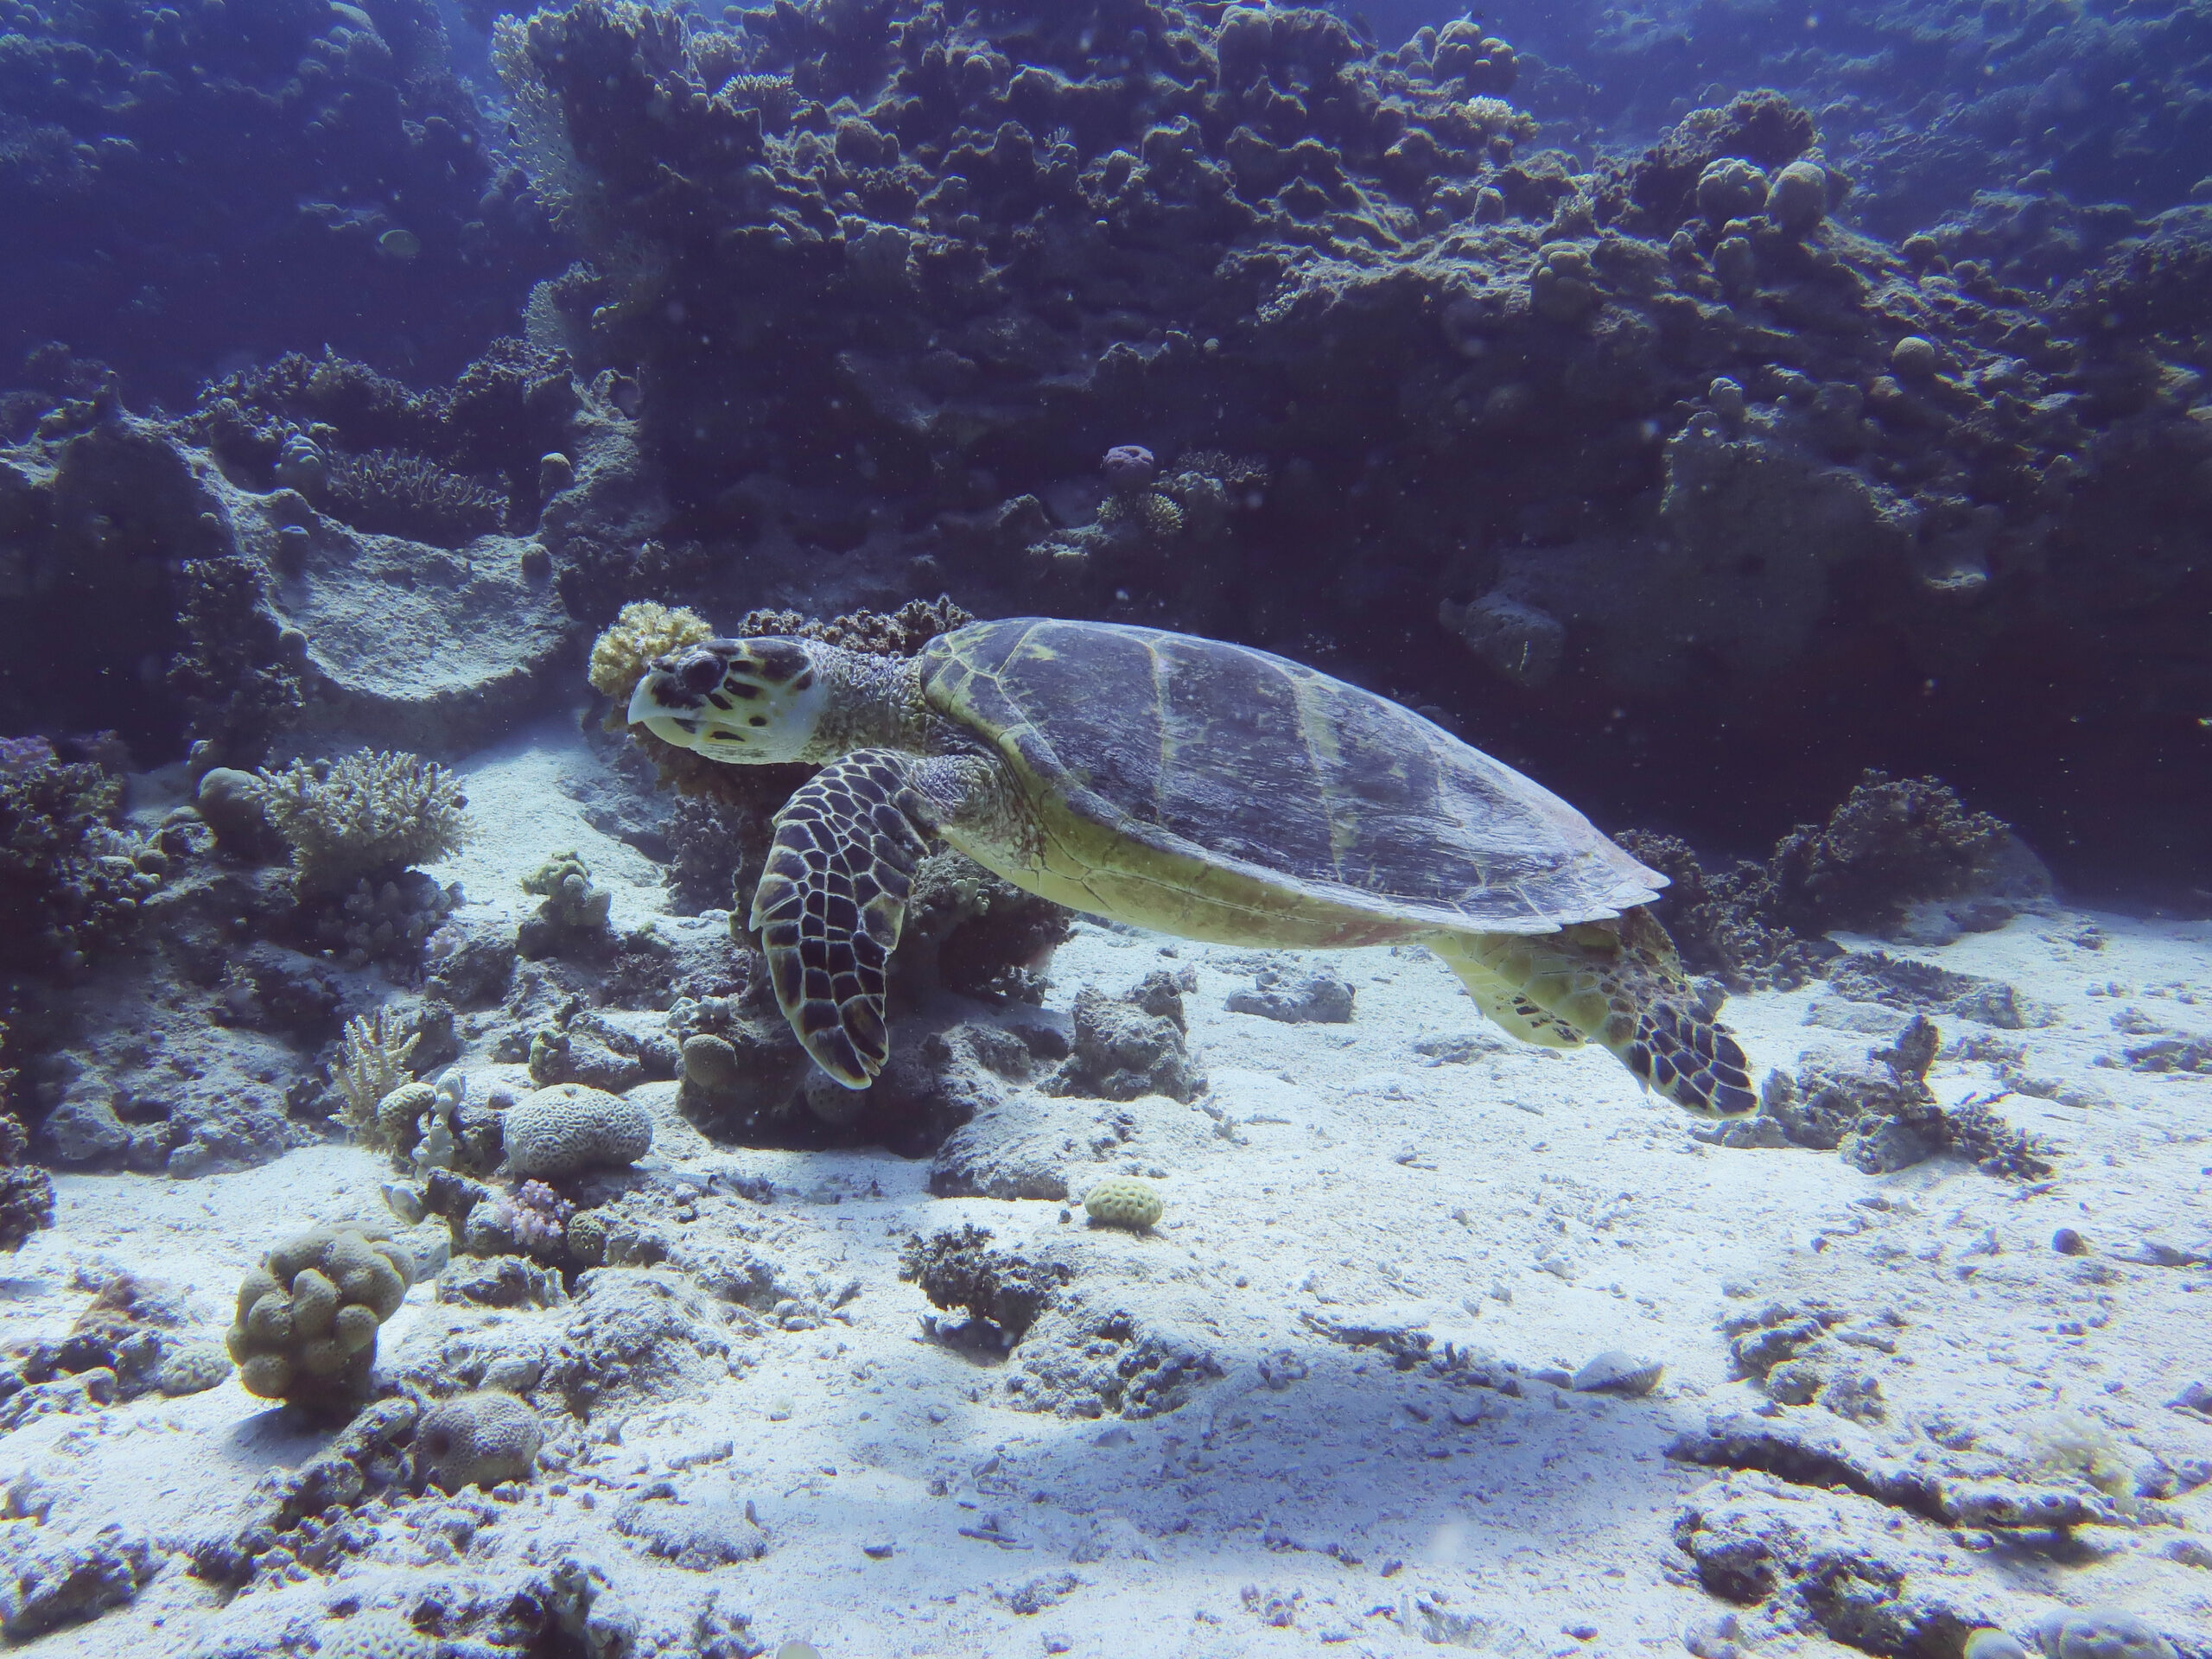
(331, 1009, 423, 1136)
(257, 751, 469, 893)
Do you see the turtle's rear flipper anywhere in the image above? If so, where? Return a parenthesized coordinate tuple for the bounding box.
(1451, 910, 1758, 1119)
(752, 750, 935, 1088)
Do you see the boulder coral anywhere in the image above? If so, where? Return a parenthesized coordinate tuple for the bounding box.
(226, 1226, 415, 1416)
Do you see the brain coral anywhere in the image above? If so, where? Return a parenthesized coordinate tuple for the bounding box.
(226, 1227, 414, 1416)
(315, 1612, 438, 1659)
(416, 1389, 543, 1494)
(501, 1084, 653, 1177)
(1084, 1176, 1166, 1231)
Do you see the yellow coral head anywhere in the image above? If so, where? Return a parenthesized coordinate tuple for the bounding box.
(627, 636, 829, 764)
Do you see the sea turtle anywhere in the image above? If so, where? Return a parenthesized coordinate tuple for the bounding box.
(626, 617, 1755, 1117)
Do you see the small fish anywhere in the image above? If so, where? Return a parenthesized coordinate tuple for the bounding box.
(378, 226, 421, 260)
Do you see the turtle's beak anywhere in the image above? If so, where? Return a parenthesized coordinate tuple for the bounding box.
(626, 669, 701, 751)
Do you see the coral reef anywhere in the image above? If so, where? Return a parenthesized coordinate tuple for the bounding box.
(257, 751, 469, 894)
(414, 1389, 543, 1494)
(1620, 770, 2039, 988)
(226, 1226, 415, 1417)
(1743, 1016, 2054, 1179)
(316, 448, 508, 546)
(901, 1224, 1071, 1346)
(0, 0, 557, 397)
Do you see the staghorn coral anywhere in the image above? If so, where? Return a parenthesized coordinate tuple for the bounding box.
(414, 1389, 543, 1494)
(257, 750, 469, 893)
(226, 1226, 414, 1417)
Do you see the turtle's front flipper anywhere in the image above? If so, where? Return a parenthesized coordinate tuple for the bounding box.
(1449, 909, 1757, 1119)
(752, 750, 944, 1088)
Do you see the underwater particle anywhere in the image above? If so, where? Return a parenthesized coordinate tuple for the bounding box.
(1102, 444, 1156, 488)
(2031, 1607, 2178, 1659)
(377, 227, 422, 260)
(416, 1389, 543, 1493)
(1570, 1349, 1664, 1396)
(1084, 1175, 1165, 1230)
(1891, 335, 1943, 378)
(1765, 160, 1828, 233)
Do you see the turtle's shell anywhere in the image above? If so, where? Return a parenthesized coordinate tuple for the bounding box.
(920, 618, 1662, 934)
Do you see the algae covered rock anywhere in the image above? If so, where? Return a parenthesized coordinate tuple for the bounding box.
(226, 1226, 414, 1416)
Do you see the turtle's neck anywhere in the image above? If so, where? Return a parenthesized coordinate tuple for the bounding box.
(801, 646, 938, 762)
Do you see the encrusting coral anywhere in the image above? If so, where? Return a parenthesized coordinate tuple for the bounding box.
(257, 751, 470, 893)
(226, 1226, 415, 1416)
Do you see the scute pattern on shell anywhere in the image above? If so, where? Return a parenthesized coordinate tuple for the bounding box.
(922, 619, 1662, 933)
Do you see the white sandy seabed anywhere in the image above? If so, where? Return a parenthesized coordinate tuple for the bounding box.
(3, 725, 2209, 1659)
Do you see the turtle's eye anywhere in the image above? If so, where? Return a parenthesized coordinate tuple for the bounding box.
(678, 652, 723, 696)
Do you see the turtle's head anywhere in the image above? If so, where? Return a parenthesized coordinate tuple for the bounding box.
(626, 637, 829, 764)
